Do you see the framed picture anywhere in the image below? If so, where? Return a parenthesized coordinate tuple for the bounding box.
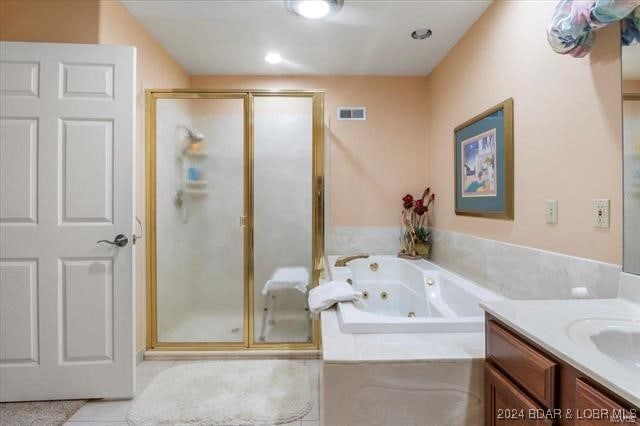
(454, 98, 513, 219)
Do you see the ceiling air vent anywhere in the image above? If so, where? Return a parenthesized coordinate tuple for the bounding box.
(337, 107, 366, 121)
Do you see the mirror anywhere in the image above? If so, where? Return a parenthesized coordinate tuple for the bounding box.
(622, 43, 640, 275)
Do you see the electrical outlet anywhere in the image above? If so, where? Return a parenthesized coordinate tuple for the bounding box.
(593, 199, 610, 228)
(546, 199, 558, 224)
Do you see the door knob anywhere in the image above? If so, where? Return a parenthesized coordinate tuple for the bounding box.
(97, 234, 129, 247)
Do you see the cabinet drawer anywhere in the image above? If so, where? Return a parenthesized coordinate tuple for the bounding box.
(485, 363, 552, 425)
(575, 379, 639, 425)
(487, 320, 557, 407)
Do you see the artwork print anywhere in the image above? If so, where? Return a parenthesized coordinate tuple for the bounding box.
(454, 98, 513, 219)
(461, 128, 497, 198)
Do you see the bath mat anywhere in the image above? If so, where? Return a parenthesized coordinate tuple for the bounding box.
(126, 360, 312, 426)
(0, 399, 86, 426)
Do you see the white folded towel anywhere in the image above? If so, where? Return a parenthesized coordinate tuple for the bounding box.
(308, 281, 362, 313)
(262, 267, 310, 295)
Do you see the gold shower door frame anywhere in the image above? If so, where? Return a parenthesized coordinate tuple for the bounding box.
(145, 89, 324, 351)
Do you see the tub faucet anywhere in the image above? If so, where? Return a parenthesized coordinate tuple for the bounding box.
(334, 254, 369, 267)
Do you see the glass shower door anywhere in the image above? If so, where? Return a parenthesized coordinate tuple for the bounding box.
(252, 95, 314, 344)
(154, 96, 246, 344)
(148, 90, 322, 350)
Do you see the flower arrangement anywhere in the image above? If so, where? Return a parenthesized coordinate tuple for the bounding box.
(399, 188, 435, 259)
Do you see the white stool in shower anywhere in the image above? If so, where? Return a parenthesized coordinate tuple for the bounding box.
(259, 267, 310, 342)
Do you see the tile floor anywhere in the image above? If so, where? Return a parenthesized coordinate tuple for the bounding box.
(65, 359, 320, 426)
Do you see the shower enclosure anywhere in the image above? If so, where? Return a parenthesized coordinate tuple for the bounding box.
(145, 90, 324, 350)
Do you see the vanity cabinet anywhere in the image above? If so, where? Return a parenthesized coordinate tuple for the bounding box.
(485, 315, 639, 425)
(574, 379, 638, 426)
(486, 362, 550, 425)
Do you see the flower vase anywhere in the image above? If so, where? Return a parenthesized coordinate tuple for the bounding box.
(415, 241, 431, 258)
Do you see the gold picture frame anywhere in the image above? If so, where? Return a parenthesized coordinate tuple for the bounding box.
(454, 98, 514, 220)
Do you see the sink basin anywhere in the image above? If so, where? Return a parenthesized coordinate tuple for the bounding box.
(566, 318, 640, 371)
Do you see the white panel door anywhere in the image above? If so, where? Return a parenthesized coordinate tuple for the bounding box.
(0, 42, 135, 401)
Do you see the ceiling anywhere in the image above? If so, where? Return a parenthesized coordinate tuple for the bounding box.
(622, 45, 640, 80)
(122, 0, 492, 76)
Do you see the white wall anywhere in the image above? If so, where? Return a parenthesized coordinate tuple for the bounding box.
(155, 99, 195, 338)
(154, 97, 313, 342)
(187, 99, 245, 316)
(252, 98, 313, 340)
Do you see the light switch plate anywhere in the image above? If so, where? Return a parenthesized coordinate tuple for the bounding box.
(546, 199, 558, 224)
(593, 199, 610, 228)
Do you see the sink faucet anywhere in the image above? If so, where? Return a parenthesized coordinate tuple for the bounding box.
(334, 254, 369, 267)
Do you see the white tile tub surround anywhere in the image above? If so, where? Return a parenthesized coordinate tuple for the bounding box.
(319, 229, 629, 425)
(326, 227, 621, 299)
(320, 309, 484, 426)
(321, 310, 484, 363)
(319, 254, 496, 425)
(430, 228, 621, 300)
(323, 360, 484, 426)
(618, 271, 640, 303)
(326, 227, 402, 255)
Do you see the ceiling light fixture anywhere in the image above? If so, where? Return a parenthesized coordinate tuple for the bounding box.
(411, 29, 433, 40)
(265, 52, 283, 64)
(285, 0, 343, 20)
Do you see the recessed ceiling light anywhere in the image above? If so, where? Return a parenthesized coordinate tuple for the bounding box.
(298, 0, 330, 18)
(265, 52, 283, 64)
(285, 0, 343, 20)
(411, 29, 433, 40)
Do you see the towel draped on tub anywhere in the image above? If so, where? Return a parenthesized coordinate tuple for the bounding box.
(308, 281, 362, 313)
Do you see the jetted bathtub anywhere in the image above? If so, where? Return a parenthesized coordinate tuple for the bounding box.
(328, 255, 502, 333)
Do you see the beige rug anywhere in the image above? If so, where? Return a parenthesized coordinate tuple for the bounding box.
(127, 360, 312, 426)
(0, 400, 86, 426)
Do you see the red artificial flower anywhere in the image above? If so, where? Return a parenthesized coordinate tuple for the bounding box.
(403, 202, 413, 209)
(414, 205, 427, 216)
(402, 194, 413, 204)
(415, 199, 424, 208)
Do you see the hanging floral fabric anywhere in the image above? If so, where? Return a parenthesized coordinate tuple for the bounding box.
(548, 0, 640, 57)
(621, 6, 640, 45)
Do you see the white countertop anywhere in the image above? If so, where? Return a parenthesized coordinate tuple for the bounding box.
(480, 298, 640, 408)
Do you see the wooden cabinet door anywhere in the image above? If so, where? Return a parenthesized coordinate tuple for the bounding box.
(487, 320, 557, 408)
(575, 379, 639, 426)
(486, 363, 552, 426)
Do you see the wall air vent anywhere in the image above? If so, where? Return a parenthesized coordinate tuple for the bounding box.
(337, 107, 366, 121)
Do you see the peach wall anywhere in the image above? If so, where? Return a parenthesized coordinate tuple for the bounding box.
(98, 1, 191, 352)
(191, 75, 430, 227)
(0, 0, 100, 44)
(427, 1, 622, 264)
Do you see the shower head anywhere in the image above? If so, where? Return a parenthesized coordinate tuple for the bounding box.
(178, 125, 204, 142)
